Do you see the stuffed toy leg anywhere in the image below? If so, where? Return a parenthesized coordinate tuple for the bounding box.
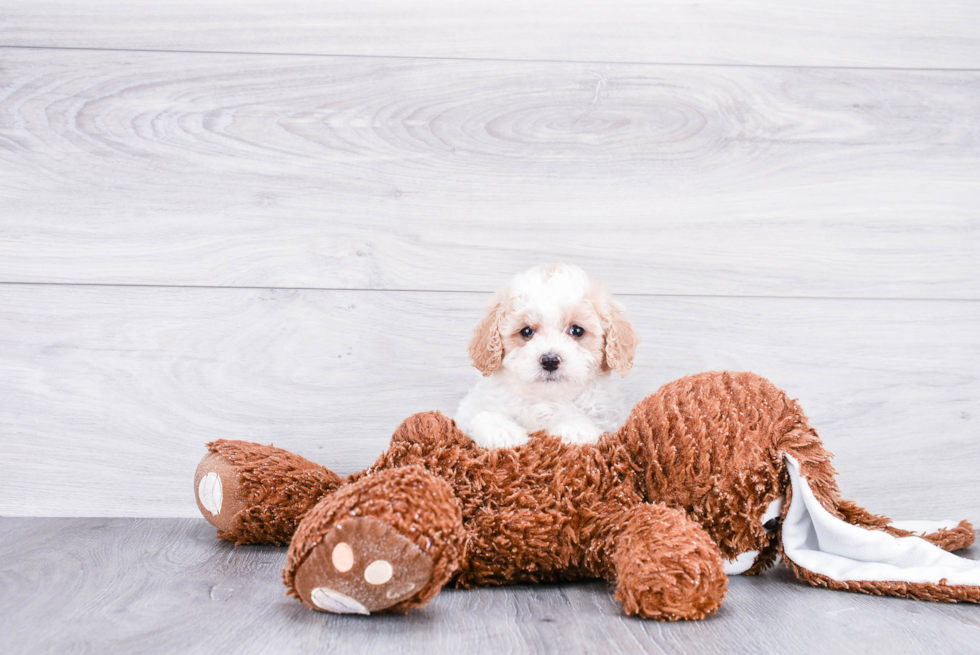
(195, 371, 980, 619)
(624, 372, 980, 603)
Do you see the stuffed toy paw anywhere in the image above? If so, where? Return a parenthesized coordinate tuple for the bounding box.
(195, 371, 980, 619)
(284, 465, 466, 614)
(194, 440, 342, 546)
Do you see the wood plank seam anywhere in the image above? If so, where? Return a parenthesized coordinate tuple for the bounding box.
(2, 44, 980, 73)
(2, 281, 979, 303)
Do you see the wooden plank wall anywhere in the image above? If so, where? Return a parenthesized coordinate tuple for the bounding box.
(1, 1, 978, 519)
(3, 0, 979, 68)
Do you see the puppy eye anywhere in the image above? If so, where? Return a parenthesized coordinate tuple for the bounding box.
(520, 327, 534, 339)
(568, 325, 585, 338)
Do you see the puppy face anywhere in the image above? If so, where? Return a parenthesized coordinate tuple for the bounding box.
(469, 265, 638, 399)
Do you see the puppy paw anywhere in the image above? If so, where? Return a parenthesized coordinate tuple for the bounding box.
(466, 412, 530, 449)
(553, 421, 604, 445)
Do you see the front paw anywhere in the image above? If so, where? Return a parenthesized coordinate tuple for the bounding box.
(467, 413, 530, 449)
(553, 421, 603, 445)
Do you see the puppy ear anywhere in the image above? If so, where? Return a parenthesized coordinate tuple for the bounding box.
(469, 294, 505, 376)
(601, 297, 639, 377)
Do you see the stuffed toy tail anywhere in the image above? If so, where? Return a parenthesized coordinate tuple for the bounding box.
(776, 448, 980, 602)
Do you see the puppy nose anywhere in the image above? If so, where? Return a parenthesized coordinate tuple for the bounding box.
(540, 353, 561, 372)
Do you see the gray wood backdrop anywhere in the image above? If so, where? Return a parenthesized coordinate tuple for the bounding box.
(1, 1, 978, 520)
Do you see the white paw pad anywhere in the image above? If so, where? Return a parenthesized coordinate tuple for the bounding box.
(386, 581, 416, 599)
(332, 542, 354, 572)
(364, 560, 393, 585)
(310, 587, 370, 615)
(198, 472, 223, 515)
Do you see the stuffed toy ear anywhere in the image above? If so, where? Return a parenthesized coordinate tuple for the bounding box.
(778, 454, 980, 602)
(600, 295, 639, 377)
(468, 294, 504, 376)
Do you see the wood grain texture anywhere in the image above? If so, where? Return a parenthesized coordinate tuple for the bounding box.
(1, 518, 978, 654)
(1, 284, 977, 519)
(3, 1, 980, 69)
(2, 49, 978, 298)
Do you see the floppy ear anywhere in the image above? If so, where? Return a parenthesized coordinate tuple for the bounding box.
(468, 295, 505, 376)
(601, 298, 639, 377)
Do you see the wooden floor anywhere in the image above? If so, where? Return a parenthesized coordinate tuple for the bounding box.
(1, 518, 979, 654)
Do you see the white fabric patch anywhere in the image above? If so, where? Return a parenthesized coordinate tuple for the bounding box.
(762, 496, 784, 525)
(724, 550, 760, 575)
(781, 455, 980, 585)
(198, 472, 222, 516)
(310, 587, 370, 615)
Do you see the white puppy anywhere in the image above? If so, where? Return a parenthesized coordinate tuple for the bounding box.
(455, 264, 639, 449)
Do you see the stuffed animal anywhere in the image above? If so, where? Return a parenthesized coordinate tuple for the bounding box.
(194, 371, 980, 620)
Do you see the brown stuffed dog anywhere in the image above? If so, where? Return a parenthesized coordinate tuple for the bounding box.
(195, 371, 980, 620)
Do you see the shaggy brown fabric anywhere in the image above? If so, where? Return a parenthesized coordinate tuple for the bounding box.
(196, 371, 978, 618)
(603, 503, 728, 620)
(333, 411, 726, 619)
(783, 558, 980, 603)
(283, 466, 466, 613)
(919, 521, 977, 552)
(363, 411, 648, 588)
(199, 440, 343, 546)
(619, 372, 791, 564)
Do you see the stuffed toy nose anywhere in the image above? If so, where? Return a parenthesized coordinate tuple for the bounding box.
(540, 353, 561, 371)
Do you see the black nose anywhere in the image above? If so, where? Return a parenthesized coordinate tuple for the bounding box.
(540, 353, 561, 372)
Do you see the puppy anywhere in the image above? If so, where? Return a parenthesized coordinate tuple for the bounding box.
(455, 264, 639, 449)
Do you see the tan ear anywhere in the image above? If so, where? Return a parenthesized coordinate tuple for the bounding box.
(602, 299, 639, 377)
(468, 295, 504, 376)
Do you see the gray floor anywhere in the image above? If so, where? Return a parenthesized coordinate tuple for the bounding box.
(2, 518, 979, 654)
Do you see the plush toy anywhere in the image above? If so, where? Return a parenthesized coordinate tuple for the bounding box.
(194, 371, 980, 620)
